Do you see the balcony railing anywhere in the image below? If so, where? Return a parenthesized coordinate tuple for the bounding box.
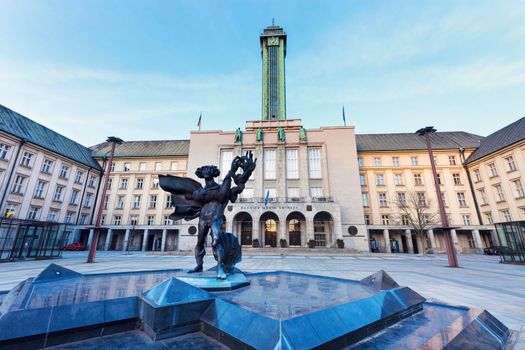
(236, 197, 334, 204)
(311, 196, 334, 203)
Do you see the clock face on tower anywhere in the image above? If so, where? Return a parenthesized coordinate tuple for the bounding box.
(268, 36, 279, 46)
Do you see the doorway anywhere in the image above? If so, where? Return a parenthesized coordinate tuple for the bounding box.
(412, 235, 419, 254)
(264, 219, 277, 247)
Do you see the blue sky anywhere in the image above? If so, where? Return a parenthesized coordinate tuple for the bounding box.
(1, 0, 524, 146)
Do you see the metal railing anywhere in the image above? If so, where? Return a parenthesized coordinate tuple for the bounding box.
(238, 196, 334, 204)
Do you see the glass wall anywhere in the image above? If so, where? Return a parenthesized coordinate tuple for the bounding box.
(495, 221, 525, 264)
(0, 217, 68, 261)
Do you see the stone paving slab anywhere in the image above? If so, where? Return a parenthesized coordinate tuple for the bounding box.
(0, 251, 524, 330)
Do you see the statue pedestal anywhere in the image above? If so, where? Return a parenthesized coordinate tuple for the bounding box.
(175, 271, 250, 291)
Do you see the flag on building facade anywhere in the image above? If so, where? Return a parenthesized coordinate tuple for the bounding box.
(264, 190, 270, 206)
(197, 112, 202, 130)
(342, 106, 346, 126)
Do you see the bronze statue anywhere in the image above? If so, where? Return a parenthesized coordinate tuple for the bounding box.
(299, 126, 307, 141)
(256, 127, 263, 142)
(159, 152, 256, 279)
(234, 127, 243, 143)
(278, 127, 285, 142)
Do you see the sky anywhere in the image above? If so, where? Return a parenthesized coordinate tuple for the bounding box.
(1, 0, 524, 146)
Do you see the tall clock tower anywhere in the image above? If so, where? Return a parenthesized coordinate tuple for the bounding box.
(260, 24, 287, 120)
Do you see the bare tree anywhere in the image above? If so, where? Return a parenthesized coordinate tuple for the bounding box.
(391, 191, 440, 254)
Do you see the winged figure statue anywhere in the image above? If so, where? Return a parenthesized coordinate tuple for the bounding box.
(159, 151, 256, 279)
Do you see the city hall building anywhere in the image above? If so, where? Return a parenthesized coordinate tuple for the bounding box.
(1, 24, 524, 258)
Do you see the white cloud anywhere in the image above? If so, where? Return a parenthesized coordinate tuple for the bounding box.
(0, 58, 259, 145)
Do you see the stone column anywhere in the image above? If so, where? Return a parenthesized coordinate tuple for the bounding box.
(252, 219, 261, 244)
(279, 219, 287, 242)
(161, 228, 167, 252)
(276, 146, 286, 201)
(427, 229, 436, 253)
(254, 145, 264, 198)
(252, 218, 261, 247)
(299, 145, 309, 198)
(104, 229, 113, 251)
(490, 229, 500, 246)
(383, 229, 391, 253)
(450, 229, 461, 253)
(306, 218, 315, 246)
(87, 229, 95, 247)
(122, 229, 130, 252)
(471, 229, 483, 253)
(142, 229, 149, 251)
(405, 229, 414, 254)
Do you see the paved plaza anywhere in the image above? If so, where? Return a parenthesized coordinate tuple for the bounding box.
(0, 251, 524, 331)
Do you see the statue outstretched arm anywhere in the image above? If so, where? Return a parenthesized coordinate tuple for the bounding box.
(230, 151, 256, 201)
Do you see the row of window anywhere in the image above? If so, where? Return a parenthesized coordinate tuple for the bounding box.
(358, 155, 459, 168)
(110, 161, 181, 172)
(103, 185, 326, 211)
(361, 172, 464, 186)
(476, 180, 525, 204)
(220, 148, 323, 181)
(105, 215, 173, 226)
(362, 191, 468, 208)
(364, 213, 473, 226)
(472, 155, 519, 182)
(364, 207, 524, 226)
(255, 187, 325, 199)
(11, 175, 95, 207)
(105, 194, 172, 210)
(0, 144, 97, 186)
(108, 177, 159, 190)
(483, 209, 523, 224)
(19, 204, 90, 224)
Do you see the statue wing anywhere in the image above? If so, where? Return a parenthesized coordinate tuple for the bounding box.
(159, 174, 203, 221)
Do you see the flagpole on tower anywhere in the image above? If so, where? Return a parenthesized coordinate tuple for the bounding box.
(197, 112, 202, 131)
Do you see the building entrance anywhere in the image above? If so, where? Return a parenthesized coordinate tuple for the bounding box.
(264, 219, 277, 247)
(313, 211, 333, 247)
(233, 212, 253, 246)
(286, 211, 305, 247)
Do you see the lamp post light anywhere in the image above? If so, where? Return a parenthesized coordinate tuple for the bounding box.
(87, 136, 123, 263)
(416, 127, 459, 268)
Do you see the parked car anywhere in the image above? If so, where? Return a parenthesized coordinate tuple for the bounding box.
(64, 242, 86, 251)
(483, 246, 504, 255)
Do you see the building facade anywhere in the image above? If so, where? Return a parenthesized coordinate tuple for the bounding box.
(186, 119, 367, 251)
(87, 141, 190, 252)
(0, 104, 102, 260)
(464, 117, 525, 225)
(357, 132, 497, 255)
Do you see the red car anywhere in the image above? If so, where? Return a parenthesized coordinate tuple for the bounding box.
(64, 242, 86, 251)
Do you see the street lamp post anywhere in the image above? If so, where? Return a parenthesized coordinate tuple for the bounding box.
(87, 136, 123, 263)
(416, 127, 459, 267)
(127, 223, 135, 255)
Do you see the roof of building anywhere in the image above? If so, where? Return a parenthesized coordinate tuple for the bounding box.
(0, 104, 102, 170)
(355, 131, 483, 152)
(465, 117, 525, 164)
(90, 139, 190, 158)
